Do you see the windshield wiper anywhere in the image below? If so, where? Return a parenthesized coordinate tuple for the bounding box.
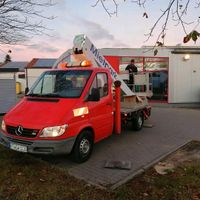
(39, 93, 64, 98)
(27, 93, 42, 97)
(27, 93, 64, 98)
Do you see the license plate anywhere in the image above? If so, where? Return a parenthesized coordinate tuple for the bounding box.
(10, 143, 27, 153)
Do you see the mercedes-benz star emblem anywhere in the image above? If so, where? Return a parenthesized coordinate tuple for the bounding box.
(15, 126, 23, 136)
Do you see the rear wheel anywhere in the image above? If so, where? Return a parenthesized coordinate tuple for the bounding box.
(132, 111, 144, 131)
(71, 130, 93, 163)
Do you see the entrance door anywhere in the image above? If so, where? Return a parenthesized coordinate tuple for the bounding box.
(191, 55, 200, 102)
(150, 71, 168, 101)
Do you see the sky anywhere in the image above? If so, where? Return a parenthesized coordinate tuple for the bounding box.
(0, 0, 199, 62)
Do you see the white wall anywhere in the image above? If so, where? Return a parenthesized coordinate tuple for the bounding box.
(101, 47, 170, 57)
(0, 73, 14, 79)
(169, 54, 200, 103)
(27, 68, 50, 89)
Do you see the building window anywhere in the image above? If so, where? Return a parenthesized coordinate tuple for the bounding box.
(120, 57, 143, 72)
(89, 73, 108, 98)
(18, 73, 25, 79)
(119, 56, 169, 72)
(144, 57, 169, 71)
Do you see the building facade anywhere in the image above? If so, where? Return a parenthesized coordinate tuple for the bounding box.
(101, 46, 200, 104)
(26, 58, 57, 89)
(0, 61, 28, 92)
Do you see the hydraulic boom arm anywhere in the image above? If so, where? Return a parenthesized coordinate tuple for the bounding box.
(53, 34, 135, 96)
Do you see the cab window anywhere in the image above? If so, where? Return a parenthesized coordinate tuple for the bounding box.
(89, 73, 108, 98)
(28, 70, 92, 98)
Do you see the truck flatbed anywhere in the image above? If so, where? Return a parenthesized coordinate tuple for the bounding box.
(120, 95, 149, 114)
(120, 102, 148, 114)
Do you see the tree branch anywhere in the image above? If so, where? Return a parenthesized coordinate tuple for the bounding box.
(92, 0, 118, 17)
(0, 0, 55, 45)
(92, 0, 200, 46)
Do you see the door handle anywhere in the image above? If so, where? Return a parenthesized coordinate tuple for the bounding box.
(106, 102, 112, 106)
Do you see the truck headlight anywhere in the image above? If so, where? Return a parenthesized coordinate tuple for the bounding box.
(40, 124, 68, 138)
(1, 120, 6, 131)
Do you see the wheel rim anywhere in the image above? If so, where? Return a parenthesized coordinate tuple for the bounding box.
(138, 116, 143, 127)
(80, 138, 90, 155)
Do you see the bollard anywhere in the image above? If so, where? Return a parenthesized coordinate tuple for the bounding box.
(114, 80, 121, 134)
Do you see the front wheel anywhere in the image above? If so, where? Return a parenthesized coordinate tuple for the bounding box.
(71, 130, 94, 163)
(132, 111, 144, 131)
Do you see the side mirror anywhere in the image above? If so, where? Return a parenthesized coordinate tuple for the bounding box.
(88, 88, 100, 101)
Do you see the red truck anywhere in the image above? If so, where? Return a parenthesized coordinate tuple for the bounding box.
(0, 35, 151, 163)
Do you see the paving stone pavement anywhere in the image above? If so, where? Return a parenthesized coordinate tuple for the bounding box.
(67, 107, 200, 188)
(1, 107, 200, 189)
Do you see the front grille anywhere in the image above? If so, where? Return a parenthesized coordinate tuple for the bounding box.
(6, 125, 39, 138)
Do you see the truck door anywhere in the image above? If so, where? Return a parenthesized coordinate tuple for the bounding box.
(87, 72, 114, 142)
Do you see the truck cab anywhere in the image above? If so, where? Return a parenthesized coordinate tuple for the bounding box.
(0, 66, 114, 163)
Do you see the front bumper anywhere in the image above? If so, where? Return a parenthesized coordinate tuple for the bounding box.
(0, 131, 76, 155)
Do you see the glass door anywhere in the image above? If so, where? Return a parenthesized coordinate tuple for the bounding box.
(150, 71, 168, 101)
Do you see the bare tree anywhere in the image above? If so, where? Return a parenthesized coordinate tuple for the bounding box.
(92, 0, 200, 47)
(0, 0, 55, 45)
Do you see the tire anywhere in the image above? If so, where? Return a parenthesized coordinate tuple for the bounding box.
(132, 111, 144, 131)
(71, 130, 94, 163)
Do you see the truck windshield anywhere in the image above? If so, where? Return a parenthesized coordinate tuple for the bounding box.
(27, 70, 92, 98)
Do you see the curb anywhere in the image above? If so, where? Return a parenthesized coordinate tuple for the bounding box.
(110, 139, 191, 190)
